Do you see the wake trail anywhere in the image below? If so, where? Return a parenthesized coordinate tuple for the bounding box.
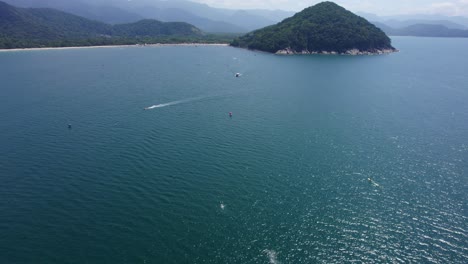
(144, 88, 246, 111)
(144, 95, 210, 110)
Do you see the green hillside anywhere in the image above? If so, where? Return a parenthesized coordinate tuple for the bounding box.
(0, 1, 111, 41)
(231, 2, 396, 54)
(0, 1, 206, 49)
(112, 19, 203, 37)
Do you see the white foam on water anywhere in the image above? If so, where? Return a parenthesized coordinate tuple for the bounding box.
(144, 95, 209, 110)
(263, 250, 279, 264)
(368, 178, 381, 187)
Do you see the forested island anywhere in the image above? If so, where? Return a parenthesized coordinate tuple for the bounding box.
(231, 2, 397, 55)
(0, 1, 235, 49)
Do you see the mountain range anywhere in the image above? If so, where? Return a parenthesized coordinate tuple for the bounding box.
(356, 12, 468, 38)
(1, 0, 293, 33)
(358, 12, 468, 29)
(0, 1, 204, 49)
(3, 0, 468, 37)
(373, 22, 468, 38)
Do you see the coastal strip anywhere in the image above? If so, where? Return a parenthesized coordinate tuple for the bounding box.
(0, 43, 229, 52)
(275, 47, 398, 55)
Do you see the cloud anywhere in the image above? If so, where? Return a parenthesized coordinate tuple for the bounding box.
(428, 0, 468, 16)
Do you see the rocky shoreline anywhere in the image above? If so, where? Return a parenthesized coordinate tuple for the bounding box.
(275, 47, 398, 55)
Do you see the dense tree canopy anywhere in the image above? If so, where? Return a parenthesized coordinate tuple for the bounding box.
(112, 20, 203, 37)
(0, 1, 225, 49)
(231, 2, 395, 53)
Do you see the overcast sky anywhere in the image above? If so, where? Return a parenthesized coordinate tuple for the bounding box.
(190, 0, 468, 16)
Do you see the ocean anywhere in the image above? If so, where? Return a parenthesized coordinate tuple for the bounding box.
(0, 37, 467, 263)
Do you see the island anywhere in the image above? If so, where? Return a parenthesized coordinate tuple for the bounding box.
(230, 2, 397, 55)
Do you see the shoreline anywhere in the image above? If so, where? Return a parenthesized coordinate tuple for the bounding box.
(275, 47, 398, 56)
(0, 43, 229, 52)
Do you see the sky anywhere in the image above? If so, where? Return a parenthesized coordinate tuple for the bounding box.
(190, 0, 468, 16)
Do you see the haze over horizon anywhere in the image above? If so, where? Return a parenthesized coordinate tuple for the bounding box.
(7, 0, 468, 18)
(190, 0, 468, 17)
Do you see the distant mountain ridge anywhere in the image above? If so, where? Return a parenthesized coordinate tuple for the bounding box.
(232, 2, 395, 55)
(383, 19, 466, 30)
(128, 6, 247, 33)
(112, 19, 202, 37)
(2, 0, 294, 33)
(1, 0, 143, 24)
(357, 11, 468, 38)
(358, 12, 468, 29)
(373, 22, 468, 38)
(0, 1, 204, 49)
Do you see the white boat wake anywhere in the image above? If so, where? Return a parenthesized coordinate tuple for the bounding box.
(263, 250, 279, 264)
(144, 96, 208, 110)
(368, 177, 381, 187)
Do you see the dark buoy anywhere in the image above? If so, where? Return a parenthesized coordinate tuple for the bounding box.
(68, 124, 72, 129)
(229, 112, 232, 117)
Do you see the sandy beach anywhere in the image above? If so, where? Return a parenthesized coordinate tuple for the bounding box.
(0, 43, 229, 52)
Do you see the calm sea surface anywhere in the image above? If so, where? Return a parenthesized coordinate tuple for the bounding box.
(0, 37, 467, 263)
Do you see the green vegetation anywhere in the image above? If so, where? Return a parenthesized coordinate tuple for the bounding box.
(0, 2, 111, 41)
(112, 20, 203, 37)
(0, 1, 237, 49)
(231, 2, 395, 53)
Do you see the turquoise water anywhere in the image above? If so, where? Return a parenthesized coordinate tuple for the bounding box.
(0, 37, 467, 263)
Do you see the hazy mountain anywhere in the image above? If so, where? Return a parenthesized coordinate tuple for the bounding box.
(2, 0, 143, 24)
(127, 6, 247, 33)
(228, 10, 276, 30)
(396, 24, 468, 37)
(386, 14, 468, 28)
(3, 0, 293, 32)
(383, 19, 466, 30)
(373, 22, 468, 38)
(112, 0, 293, 31)
(372, 22, 397, 34)
(358, 12, 468, 29)
(245, 9, 295, 22)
